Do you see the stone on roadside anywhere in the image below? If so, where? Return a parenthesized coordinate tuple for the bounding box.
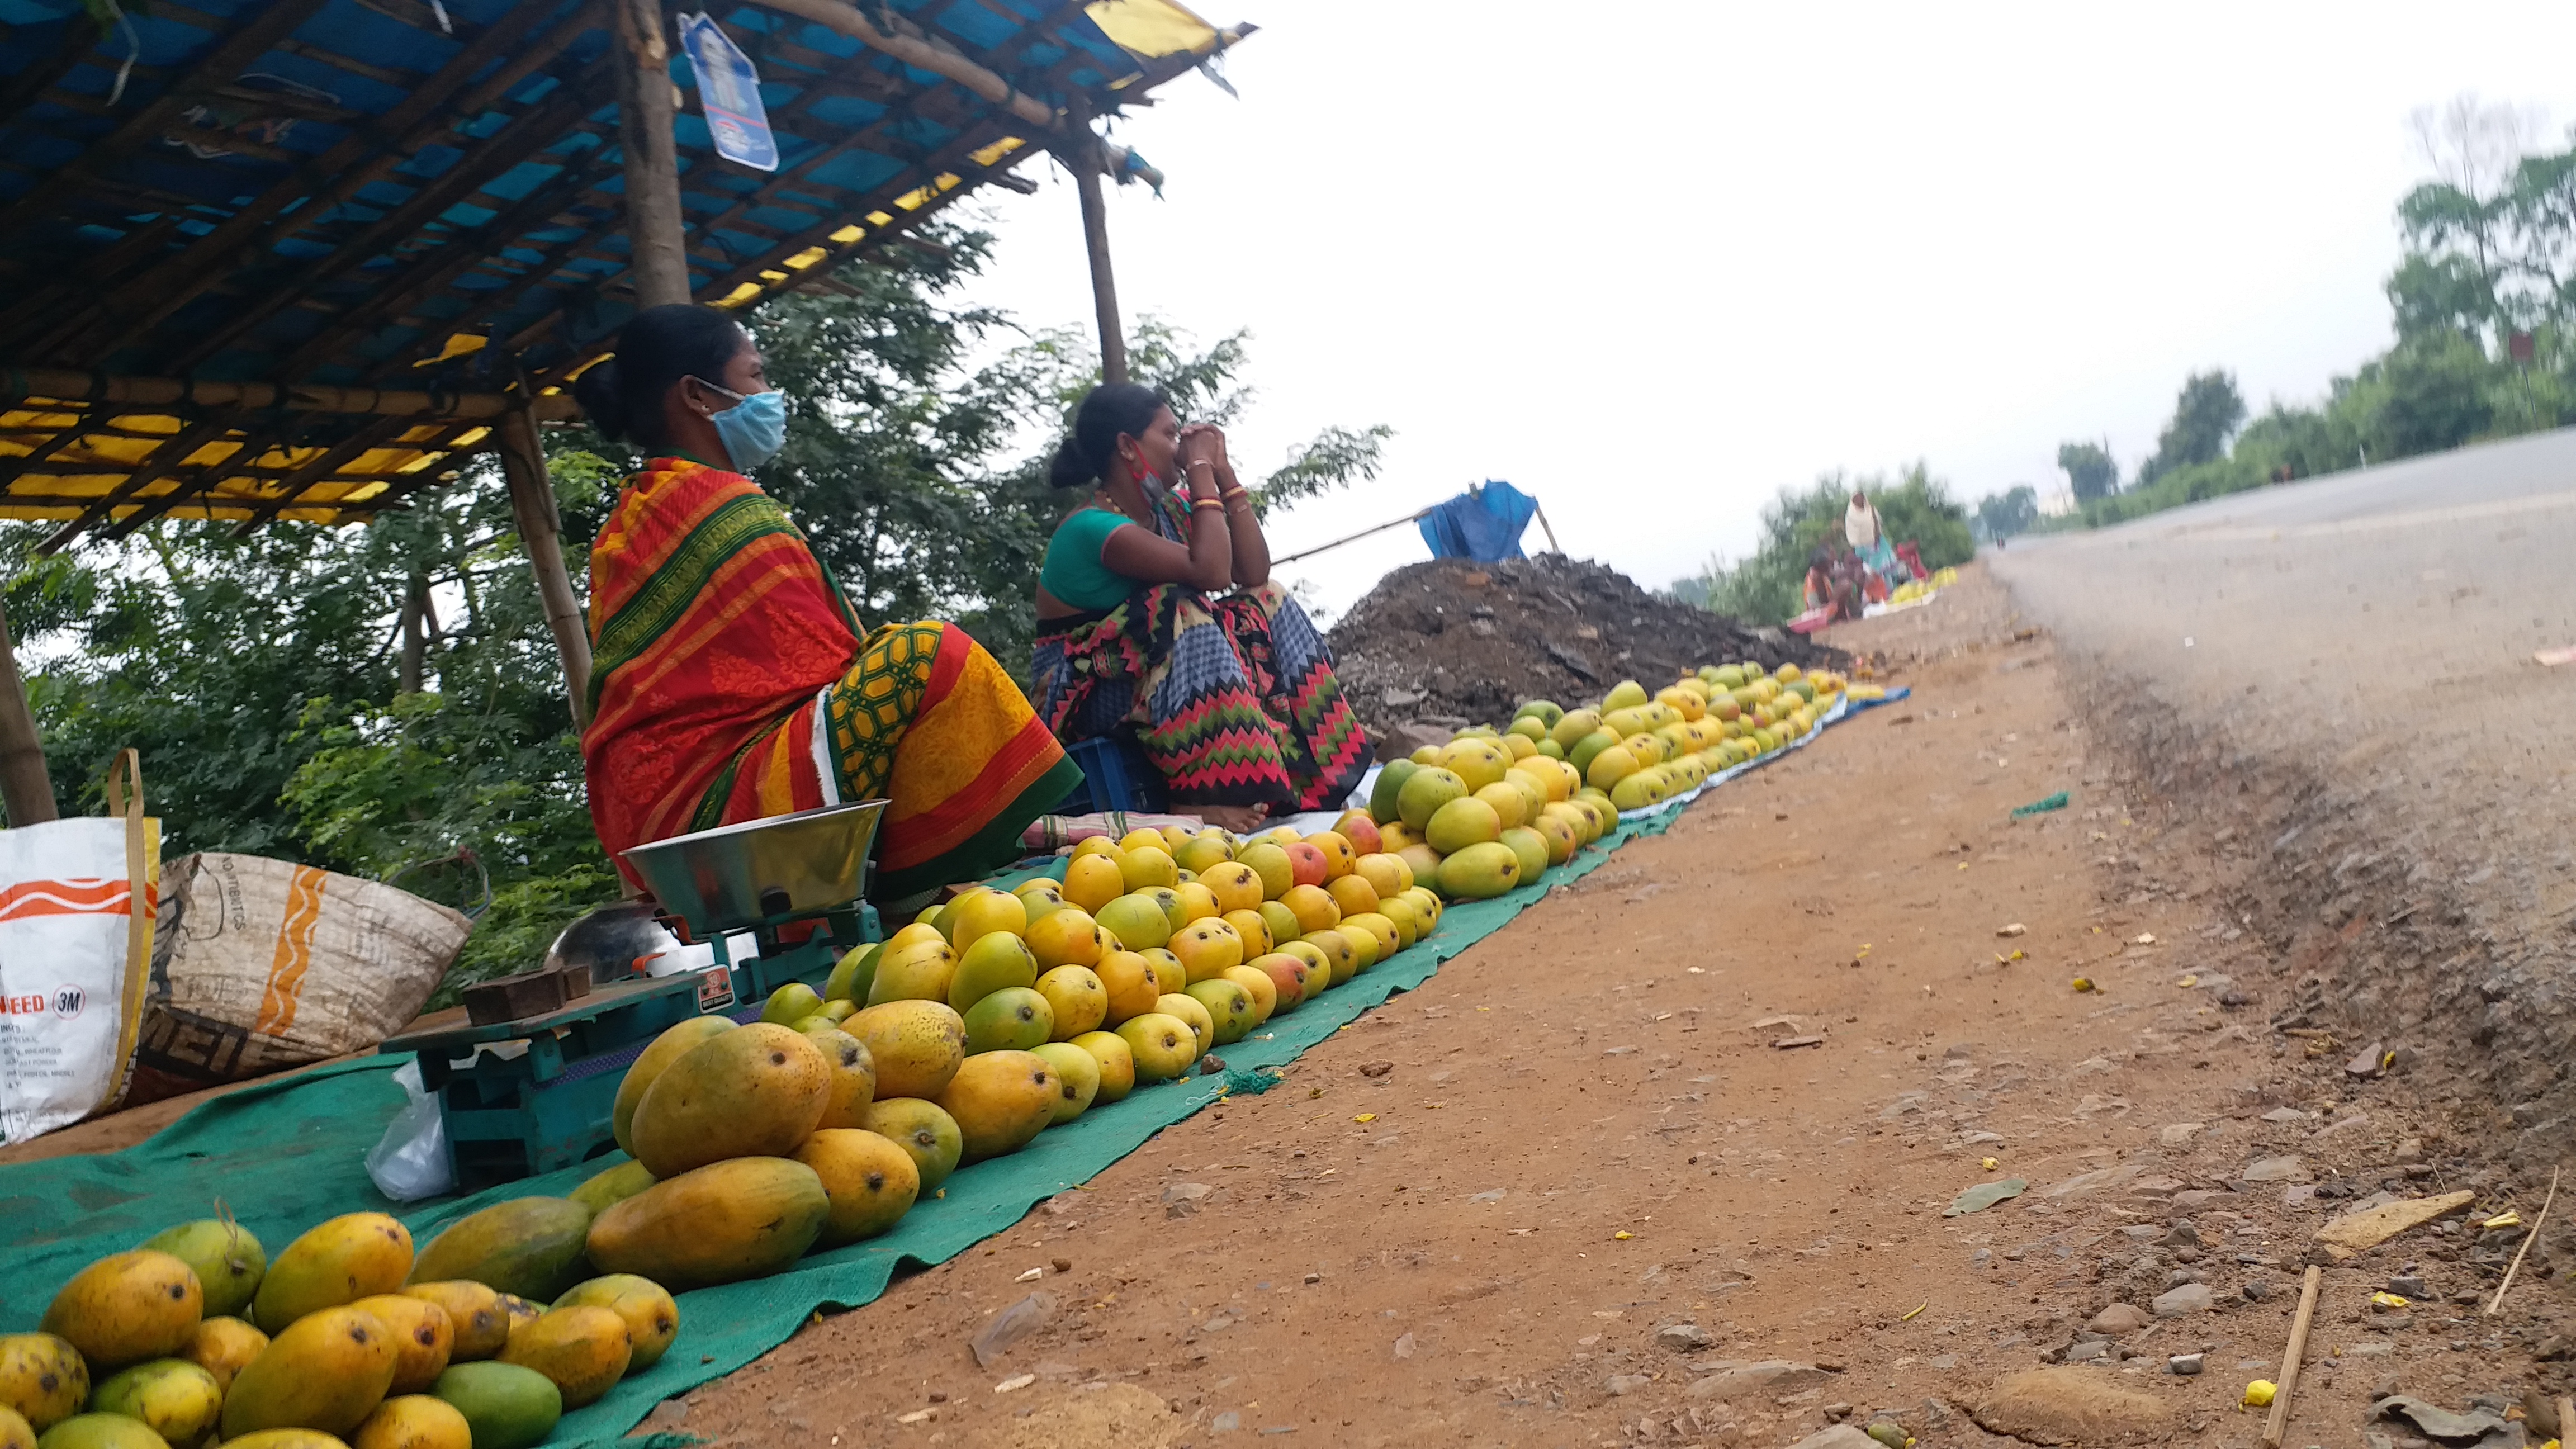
(2158, 1123, 2203, 1146)
(1656, 1323, 1714, 1352)
(1606, 1374, 1653, 1396)
(2152, 1282, 2214, 1317)
(1973, 1368, 2176, 1445)
(2241, 1155, 2308, 1183)
(1786, 1428, 1883, 1449)
(2346, 1041, 2389, 1078)
(2087, 1304, 2152, 1335)
(1688, 1360, 1835, 1399)
(2168, 1353, 2204, 1376)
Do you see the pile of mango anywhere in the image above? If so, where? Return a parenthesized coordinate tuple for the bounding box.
(552, 826, 1461, 1295)
(6, 1202, 679, 1448)
(1361, 664, 1874, 901)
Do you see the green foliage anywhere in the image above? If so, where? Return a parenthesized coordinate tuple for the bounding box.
(1670, 463, 1973, 624)
(1972, 486, 2039, 542)
(2135, 371, 2247, 487)
(10, 226, 1385, 1008)
(2054, 442, 2118, 503)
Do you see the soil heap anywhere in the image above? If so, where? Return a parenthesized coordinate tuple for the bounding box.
(1326, 555, 1841, 744)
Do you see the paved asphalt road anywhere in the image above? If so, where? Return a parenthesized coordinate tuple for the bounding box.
(1986, 426, 2576, 951)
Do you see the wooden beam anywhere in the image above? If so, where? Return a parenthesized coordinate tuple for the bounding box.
(0, 595, 56, 827)
(158, 74, 611, 374)
(613, 0, 690, 309)
(751, 0, 1063, 131)
(225, 416, 416, 536)
(498, 405, 593, 728)
(1066, 100, 1126, 384)
(40, 0, 577, 364)
(0, 0, 331, 236)
(37, 413, 239, 554)
(271, 150, 621, 381)
(0, 13, 102, 136)
(1, 369, 579, 421)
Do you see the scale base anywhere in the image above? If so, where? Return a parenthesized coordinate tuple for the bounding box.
(393, 899, 880, 1190)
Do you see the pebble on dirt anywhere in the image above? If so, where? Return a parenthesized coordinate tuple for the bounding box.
(2087, 1304, 2151, 1334)
(1656, 1323, 1714, 1352)
(2169, 1353, 2204, 1376)
(2152, 1282, 2214, 1317)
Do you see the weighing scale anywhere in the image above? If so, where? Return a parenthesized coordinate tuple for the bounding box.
(384, 801, 887, 1188)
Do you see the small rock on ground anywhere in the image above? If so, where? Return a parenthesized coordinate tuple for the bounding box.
(1974, 1368, 2177, 1446)
(1786, 1428, 1885, 1449)
(2087, 1304, 2152, 1334)
(2152, 1282, 2214, 1316)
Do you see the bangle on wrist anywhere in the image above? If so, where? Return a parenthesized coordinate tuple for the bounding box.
(1190, 496, 1225, 512)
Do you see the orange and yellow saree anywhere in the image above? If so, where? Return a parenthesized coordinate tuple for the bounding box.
(583, 458, 1080, 902)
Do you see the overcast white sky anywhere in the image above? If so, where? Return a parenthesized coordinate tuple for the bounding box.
(956, 2, 2576, 618)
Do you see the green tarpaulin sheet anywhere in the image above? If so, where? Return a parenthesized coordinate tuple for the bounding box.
(0, 694, 1895, 1444)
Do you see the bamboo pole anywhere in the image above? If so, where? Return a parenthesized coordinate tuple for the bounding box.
(0, 595, 56, 826)
(3, 368, 579, 421)
(498, 406, 594, 730)
(2261, 1265, 2323, 1449)
(1066, 103, 1128, 386)
(1271, 508, 1434, 567)
(2485, 1167, 2558, 1317)
(751, 0, 1062, 131)
(613, 0, 690, 309)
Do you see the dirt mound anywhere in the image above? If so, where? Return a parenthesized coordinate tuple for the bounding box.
(1325, 555, 1840, 741)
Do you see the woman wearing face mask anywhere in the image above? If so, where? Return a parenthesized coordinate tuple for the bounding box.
(570, 304, 1082, 902)
(1030, 383, 1371, 833)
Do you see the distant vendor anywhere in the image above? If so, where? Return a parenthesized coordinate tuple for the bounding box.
(1844, 489, 1905, 583)
(571, 305, 1081, 902)
(1030, 383, 1371, 834)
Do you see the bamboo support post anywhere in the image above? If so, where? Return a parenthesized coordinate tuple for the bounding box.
(613, 0, 690, 308)
(1066, 102, 1127, 386)
(498, 406, 593, 730)
(0, 595, 56, 826)
(2262, 1265, 2324, 1449)
(1534, 502, 1563, 554)
(2486, 1166, 2558, 1317)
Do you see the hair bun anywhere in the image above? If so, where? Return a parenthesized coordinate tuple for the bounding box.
(571, 359, 631, 442)
(1046, 434, 1097, 490)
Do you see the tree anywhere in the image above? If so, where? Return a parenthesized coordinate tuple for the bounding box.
(2136, 371, 2246, 486)
(1973, 485, 2039, 543)
(2055, 441, 2119, 503)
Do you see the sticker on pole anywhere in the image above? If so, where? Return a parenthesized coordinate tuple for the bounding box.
(679, 12, 777, 172)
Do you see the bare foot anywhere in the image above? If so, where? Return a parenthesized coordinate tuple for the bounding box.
(1183, 803, 1270, 834)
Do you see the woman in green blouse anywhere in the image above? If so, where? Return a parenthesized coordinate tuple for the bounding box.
(1030, 383, 1370, 832)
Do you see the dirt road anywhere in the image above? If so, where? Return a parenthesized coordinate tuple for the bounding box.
(668, 569, 2564, 1449)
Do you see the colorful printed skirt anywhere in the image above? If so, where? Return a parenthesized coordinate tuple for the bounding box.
(699, 621, 1083, 902)
(1031, 581, 1371, 813)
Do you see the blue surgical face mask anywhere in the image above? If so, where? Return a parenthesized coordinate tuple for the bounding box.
(694, 378, 788, 471)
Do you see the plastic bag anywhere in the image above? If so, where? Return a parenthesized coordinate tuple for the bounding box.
(0, 749, 158, 1144)
(364, 1059, 454, 1201)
